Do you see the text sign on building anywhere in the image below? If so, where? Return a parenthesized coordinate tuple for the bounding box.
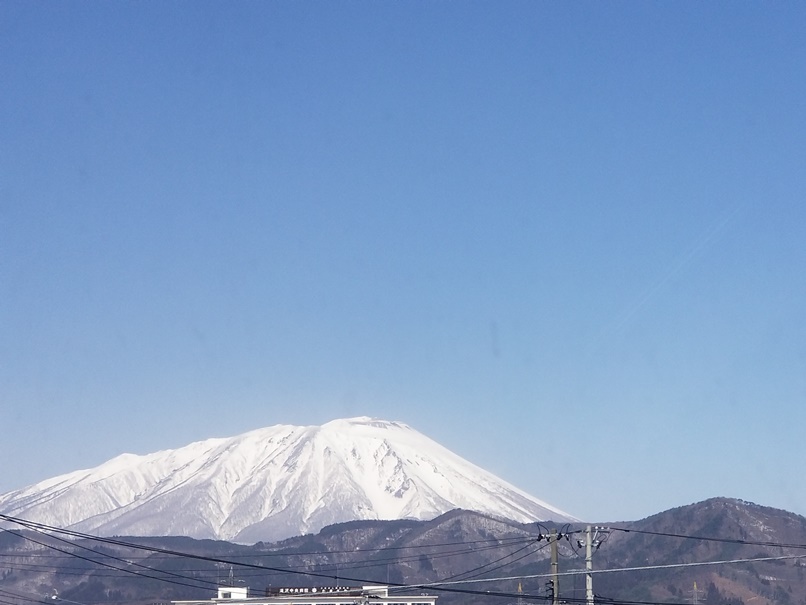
(270, 587, 360, 596)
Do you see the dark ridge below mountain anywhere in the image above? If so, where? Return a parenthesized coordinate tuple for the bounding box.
(3, 498, 806, 605)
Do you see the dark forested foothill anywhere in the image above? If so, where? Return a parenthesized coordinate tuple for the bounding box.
(2, 499, 805, 605)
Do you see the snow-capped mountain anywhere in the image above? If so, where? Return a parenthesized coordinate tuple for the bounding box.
(0, 417, 577, 543)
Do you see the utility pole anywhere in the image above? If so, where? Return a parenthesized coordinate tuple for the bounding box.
(576, 526, 609, 605)
(585, 526, 594, 605)
(550, 529, 559, 605)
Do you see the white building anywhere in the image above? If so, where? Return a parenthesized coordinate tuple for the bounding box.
(173, 584, 437, 605)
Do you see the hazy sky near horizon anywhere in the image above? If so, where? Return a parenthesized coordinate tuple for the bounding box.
(2, 2, 805, 524)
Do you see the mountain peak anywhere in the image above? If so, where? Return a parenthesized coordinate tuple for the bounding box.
(322, 416, 412, 430)
(0, 418, 577, 543)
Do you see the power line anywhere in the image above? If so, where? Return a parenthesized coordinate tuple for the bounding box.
(401, 551, 806, 589)
(0, 515, 546, 602)
(4, 513, 806, 605)
(0, 522, 542, 585)
(0, 527, 217, 591)
(608, 526, 806, 550)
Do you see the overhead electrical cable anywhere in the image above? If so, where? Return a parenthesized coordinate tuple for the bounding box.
(0, 526, 215, 591)
(6, 514, 805, 605)
(0, 515, 545, 601)
(0, 515, 542, 586)
(608, 526, 806, 550)
(425, 539, 551, 585)
(4, 525, 221, 589)
(0, 527, 537, 557)
(0, 527, 539, 590)
(398, 551, 806, 591)
(0, 588, 54, 605)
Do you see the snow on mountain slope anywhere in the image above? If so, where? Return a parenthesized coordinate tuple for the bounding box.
(0, 417, 577, 542)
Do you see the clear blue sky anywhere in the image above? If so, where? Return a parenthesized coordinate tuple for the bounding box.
(2, 2, 805, 523)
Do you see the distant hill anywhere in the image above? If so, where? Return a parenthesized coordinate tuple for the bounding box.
(2, 498, 806, 605)
(590, 497, 806, 605)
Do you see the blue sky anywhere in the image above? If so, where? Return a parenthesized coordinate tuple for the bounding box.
(2, 2, 805, 523)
